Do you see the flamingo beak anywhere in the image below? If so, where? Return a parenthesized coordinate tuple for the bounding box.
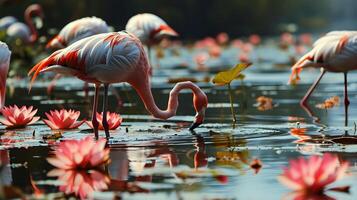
(189, 108, 206, 131)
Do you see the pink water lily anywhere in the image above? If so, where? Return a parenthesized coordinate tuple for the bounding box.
(47, 136, 110, 170)
(43, 109, 85, 130)
(86, 112, 122, 130)
(48, 169, 110, 200)
(279, 154, 349, 195)
(0, 105, 40, 128)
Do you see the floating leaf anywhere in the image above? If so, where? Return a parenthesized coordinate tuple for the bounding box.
(212, 63, 252, 85)
(255, 96, 274, 111)
(316, 96, 340, 109)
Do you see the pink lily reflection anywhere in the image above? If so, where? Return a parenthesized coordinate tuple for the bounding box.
(48, 169, 110, 200)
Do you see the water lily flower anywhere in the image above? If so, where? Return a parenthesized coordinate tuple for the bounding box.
(0, 105, 40, 129)
(86, 112, 122, 130)
(279, 154, 349, 195)
(47, 136, 110, 170)
(48, 169, 110, 200)
(43, 109, 85, 130)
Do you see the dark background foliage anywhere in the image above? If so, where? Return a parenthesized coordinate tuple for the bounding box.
(1, 0, 356, 39)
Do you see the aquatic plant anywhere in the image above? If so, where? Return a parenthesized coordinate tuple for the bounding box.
(0, 105, 39, 128)
(47, 136, 110, 170)
(279, 154, 349, 195)
(212, 63, 251, 122)
(86, 112, 123, 130)
(43, 109, 85, 130)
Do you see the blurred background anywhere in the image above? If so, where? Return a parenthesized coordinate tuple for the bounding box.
(1, 0, 356, 39)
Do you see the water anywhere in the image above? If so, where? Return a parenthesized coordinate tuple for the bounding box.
(2, 61, 357, 199)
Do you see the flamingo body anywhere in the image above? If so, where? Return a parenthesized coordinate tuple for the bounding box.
(125, 13, 178, 45)
(6, 22, 31, 42)
(29, 31, 208, 138)
(33, 32, 145, 84)
(0, 16, 18, 30)
(0, 41, 11, 108)
(47, 17, 109, 49)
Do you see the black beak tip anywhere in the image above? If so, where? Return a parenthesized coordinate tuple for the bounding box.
(189, 122, 201, 131)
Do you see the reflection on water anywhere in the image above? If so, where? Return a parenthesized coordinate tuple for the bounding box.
(2, 65, 357, 199)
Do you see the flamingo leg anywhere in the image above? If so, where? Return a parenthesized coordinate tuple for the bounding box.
(344, 72, 350, 127)
(300, 68, 326, 106)
(92, 84, 100, 139)
(102, 84, 110, 139)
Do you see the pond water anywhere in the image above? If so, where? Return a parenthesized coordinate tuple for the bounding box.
(2, 62, 357, 200)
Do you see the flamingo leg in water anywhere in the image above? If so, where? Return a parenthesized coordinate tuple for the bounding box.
(102, 84, 110, 138)
(300, 68, 326, 106)
(92, 84, 100, 139)
(299, 68, 326, 124)
(344, 72, 350, 127)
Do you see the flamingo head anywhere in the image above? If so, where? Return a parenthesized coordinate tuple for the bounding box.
(0, 42, 11, 108)
(190, 90, 208, 130)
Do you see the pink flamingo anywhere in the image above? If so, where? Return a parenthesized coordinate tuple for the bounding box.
(46, 17, 110, 96)
(46, 17, 109, 49)
(6, 4, 44, 43)
(289, 31, 357, 126)
(0, 16, 18, 31)
(0, 41, 10, 108)
(28, 32, 208, 139)
(125, 13, 178, 62)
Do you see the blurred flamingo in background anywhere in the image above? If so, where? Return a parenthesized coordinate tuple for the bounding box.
(0, 16, 18, 31)
(125, 13, 178, 65)
(289, 31, 357, 126)
(0, 41, 10, 108)
(5, 4, 44, 43)
(28, 31, 208, 139)
(46, 17, 109, 49)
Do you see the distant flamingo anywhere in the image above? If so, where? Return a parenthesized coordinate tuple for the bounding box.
(29, 32, 208, 139)
(0, 41, 10, 108)
(125, 13, 178, 63)
(0, 16, 17, 31)
(46, 17, 109, 49)
(6, 4, 44, 43)
(289, 31, 357, 126)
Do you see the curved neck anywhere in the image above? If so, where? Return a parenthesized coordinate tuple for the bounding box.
(24, 9, 38, 43)
(128, 74, 202, 120)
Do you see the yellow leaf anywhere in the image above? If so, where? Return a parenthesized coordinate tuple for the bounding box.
(212, 63, 252, 85)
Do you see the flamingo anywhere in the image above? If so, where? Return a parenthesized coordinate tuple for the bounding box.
(46, 17, 110, 96)
(289, 31, 357, 126)
(0, 16, 18, 31)
(0, 41, 11, 108)
(6, 4, 44, 43)
(46, 17, 109, 49)
(28, 31, 208, 139)
(125, 13, 178, 64)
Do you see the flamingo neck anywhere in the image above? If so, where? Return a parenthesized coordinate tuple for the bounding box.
(129, 74, 202, 120)
(24, 10, 38, 43)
